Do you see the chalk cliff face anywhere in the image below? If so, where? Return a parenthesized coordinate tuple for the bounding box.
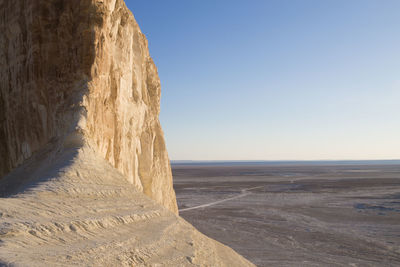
(0, 0, 177, 213)
(0, 1, 255, 265)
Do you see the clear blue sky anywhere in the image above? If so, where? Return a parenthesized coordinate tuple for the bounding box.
(125, 0, 400, 160)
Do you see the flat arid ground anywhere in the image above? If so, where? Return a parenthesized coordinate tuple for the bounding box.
(173, 162, 400, 266)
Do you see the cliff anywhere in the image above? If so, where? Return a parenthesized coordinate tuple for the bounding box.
(0, 0, 176, 213)
(0, 0, 254, 266)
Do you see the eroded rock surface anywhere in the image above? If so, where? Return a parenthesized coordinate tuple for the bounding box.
(0, 0, 255, 265)
(0, 145, 253, 266)
(0, 0, 176, 213)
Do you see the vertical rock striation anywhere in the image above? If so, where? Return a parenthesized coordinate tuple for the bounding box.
(0, 0, 255, 265)
(0, 0, 97, 176)
(0, 0, 177, 213)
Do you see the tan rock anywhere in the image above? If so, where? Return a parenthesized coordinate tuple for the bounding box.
(0, 0, 255, 265)
(0, 0, 177, 213)
(0, 145, 254, 266)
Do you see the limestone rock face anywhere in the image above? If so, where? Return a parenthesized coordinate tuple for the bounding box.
(0, 0, 177, 213)
(0, 1, 255, 265)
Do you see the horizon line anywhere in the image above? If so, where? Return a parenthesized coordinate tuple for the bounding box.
(171, 159, 400, 162)
(170, 159, 400, 165)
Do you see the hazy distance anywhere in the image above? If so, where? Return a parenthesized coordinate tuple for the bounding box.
(127, 0, 400, 161)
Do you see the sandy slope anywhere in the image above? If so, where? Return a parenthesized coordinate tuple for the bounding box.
(0, 144, 254, 266)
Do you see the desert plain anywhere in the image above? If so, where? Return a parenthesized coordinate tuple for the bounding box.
(173, 162, 400, 266)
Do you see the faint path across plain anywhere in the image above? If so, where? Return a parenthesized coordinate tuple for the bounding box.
(179, 186, 263, 212)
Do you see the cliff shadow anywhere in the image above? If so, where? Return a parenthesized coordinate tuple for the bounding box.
(0, 0, 106, 195)
(0, 139, 82, 198)
(0, 0, 102, 180)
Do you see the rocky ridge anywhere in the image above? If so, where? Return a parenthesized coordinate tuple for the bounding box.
(0, 0, 176, 213)
(0, 144, 253, 266)
(0, 0, 254, 265)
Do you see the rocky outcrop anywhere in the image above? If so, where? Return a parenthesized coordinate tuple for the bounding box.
(0, 0, 255, 265)
(0, 0, 176, 213)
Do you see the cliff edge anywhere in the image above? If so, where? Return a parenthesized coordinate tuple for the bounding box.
(0, 0, 176, 213)
(0, 0, 255, 266)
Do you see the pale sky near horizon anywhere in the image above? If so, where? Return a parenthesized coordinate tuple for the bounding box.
(126, 0, 400, 161)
